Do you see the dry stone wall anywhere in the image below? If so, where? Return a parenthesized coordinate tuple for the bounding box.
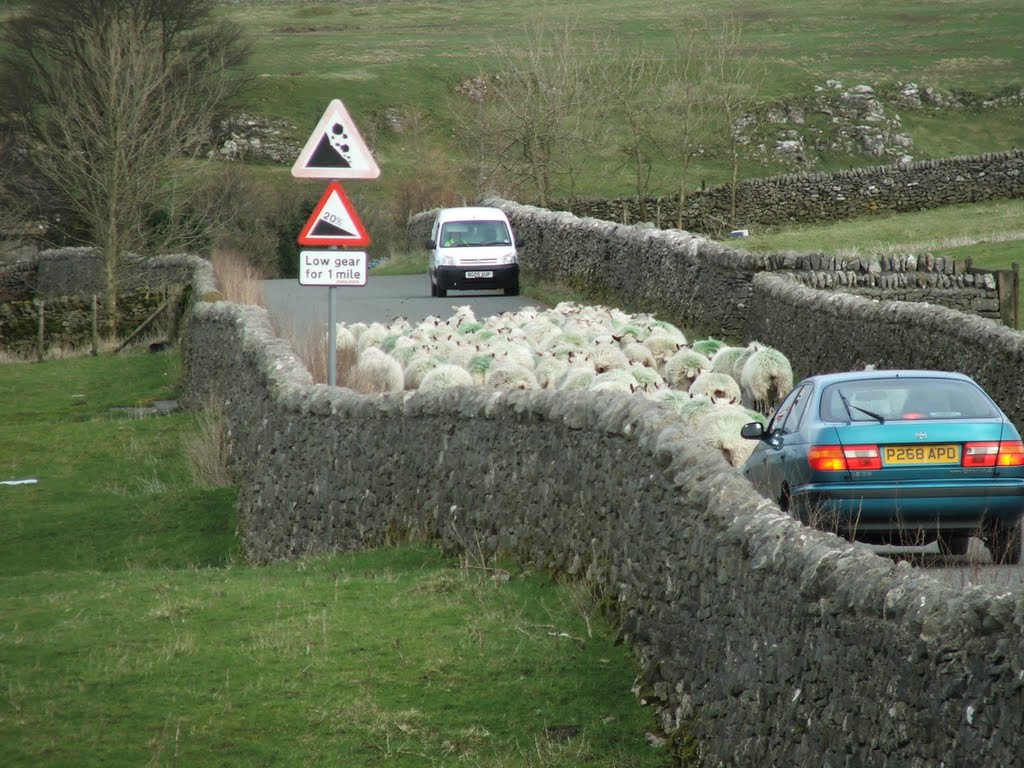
(410, 197, 1007, 341)
(180, 285, 1024, 768)
(560, 149, 1024, 233)
(0, 250, 200, 352)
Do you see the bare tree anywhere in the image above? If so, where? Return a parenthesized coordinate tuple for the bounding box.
(598, 50, 667, 220)
(453, 18, 602, 207)
(660, 21, 718, 229)
(0, 0, 249, 335)
(707, 16, 766, 228)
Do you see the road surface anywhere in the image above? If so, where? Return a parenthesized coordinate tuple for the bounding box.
(262, 274, 542, 338)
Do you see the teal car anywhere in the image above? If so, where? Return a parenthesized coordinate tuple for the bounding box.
(740, 370, 1024, 563)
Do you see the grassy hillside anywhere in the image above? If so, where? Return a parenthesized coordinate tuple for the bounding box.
(221, 0, 1024, 198)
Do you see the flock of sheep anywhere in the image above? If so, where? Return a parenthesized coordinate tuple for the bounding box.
(336, 302, 794, 468)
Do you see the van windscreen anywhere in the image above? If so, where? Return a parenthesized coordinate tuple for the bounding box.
(441, 221, 511, 247)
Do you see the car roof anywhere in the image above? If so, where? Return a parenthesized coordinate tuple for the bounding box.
(436, 206, 509, 222)
(801, 369, 977, 388)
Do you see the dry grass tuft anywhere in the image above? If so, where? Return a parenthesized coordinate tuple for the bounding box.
(210, 247, 267, 306)
(276, 319, 360, 388)
(184, 405, 233, 488)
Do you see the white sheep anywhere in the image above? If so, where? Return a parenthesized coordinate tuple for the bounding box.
(465, 353, 496, 384)
(663, 348, 711, 390)
(620, 341, 658, 369)
(649, 388, 694, 416)
(404, 353, 443, 390)
(630, 364, 665, 393)
(688, 371, 742, 405)
(709, 345, 747, 377)
(533, 355, 570, 389)
(558, 362, 598, 391)
(691, 337, 726, 358)
(351, 347, 404, 393)
(642, 332, 685, 368)
(739, 346, 794, 416)
(418, 363, 474, 391)
(588, 344, 631, 374)
(727, 342, 765, 382)
(356, 322, 390, 353)
(485, 361, 539, 390)
(334, 324, 357, 355)
(670, 393, 716, 423)
(588, 369, 637, 394)
(695, 405, 760, 468)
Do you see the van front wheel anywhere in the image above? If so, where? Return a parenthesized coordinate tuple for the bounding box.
(504, 277, 520, 297)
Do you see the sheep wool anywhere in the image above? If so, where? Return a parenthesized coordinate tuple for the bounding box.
(709, 345, 747, 377)
(740, 345, 794, 416)
(664, 348, 712, 390)
(691, 337, 726, 357)
(418, 363, 474, 391)
(689, 371, 742, 405)
(558, 363, 597, 391)
(670, 393, 716, 423)
(351, 347, 404, 393)
(695, 405, 760, 468)
(621, 341, 658, 369)
(485, 362, 540, 390)
(630, 365, 665, 393)
(403, 354, 443, 390)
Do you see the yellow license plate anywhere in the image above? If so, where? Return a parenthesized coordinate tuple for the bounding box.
(883, 444, 960, 465)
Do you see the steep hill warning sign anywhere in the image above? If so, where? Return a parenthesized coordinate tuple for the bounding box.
(291, 100, 381, 179)
(297, 182, 372, 247)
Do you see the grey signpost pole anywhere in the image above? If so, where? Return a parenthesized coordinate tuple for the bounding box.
(328, 283, 337, 387)
(291, 99, 380, 389)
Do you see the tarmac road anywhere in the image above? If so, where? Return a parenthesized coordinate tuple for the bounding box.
(262, 274, 543, 338)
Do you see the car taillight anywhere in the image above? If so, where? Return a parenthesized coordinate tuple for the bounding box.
(808, 444, 881, 471)
(963, 441, 1024, 468)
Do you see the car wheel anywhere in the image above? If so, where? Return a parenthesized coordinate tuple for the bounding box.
(937, 534, 971, 556)
(430, 277, 437, 297)
(504, 276, 520, 297)
(986, 521, 1022, 565)
(435, 275, 447, 298)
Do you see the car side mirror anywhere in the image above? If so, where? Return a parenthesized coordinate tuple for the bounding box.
(514, 237, 525, 248)
(424, 239, 436, 249)
(740, 422, 765, 440)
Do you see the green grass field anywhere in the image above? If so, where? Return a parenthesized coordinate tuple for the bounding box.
(0, 352, 674, 767)
(220, 0, 1024, 197)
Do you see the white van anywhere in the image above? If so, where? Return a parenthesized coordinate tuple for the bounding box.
(426, 206, 520, 297)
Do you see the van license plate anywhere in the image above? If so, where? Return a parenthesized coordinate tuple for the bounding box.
(465, 271, 493, 279)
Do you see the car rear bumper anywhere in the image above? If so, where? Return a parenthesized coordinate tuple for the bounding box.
(790, 478, 1024, 534)
(436, 264, 519, 290)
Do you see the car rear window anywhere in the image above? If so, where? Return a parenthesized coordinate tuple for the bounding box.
(820, 378, 999, 422)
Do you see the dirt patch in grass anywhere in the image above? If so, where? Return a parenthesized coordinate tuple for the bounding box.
(926, 56, 1015, 78)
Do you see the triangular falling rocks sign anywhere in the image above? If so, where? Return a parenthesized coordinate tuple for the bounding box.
(297, 182, 372, 247)
(292, 100, 381, 179)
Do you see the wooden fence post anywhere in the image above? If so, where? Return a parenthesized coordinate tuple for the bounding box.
(36, 299, 44, 363)
(91, 294, 99, 356)
(997, 268, 1016, 328)
(1013, 262, 1020, 330)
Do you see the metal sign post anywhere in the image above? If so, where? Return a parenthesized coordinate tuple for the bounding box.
(328, 284, 337, 387)
(297, 249, 368, 388)
(292, 99, 379, 388)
